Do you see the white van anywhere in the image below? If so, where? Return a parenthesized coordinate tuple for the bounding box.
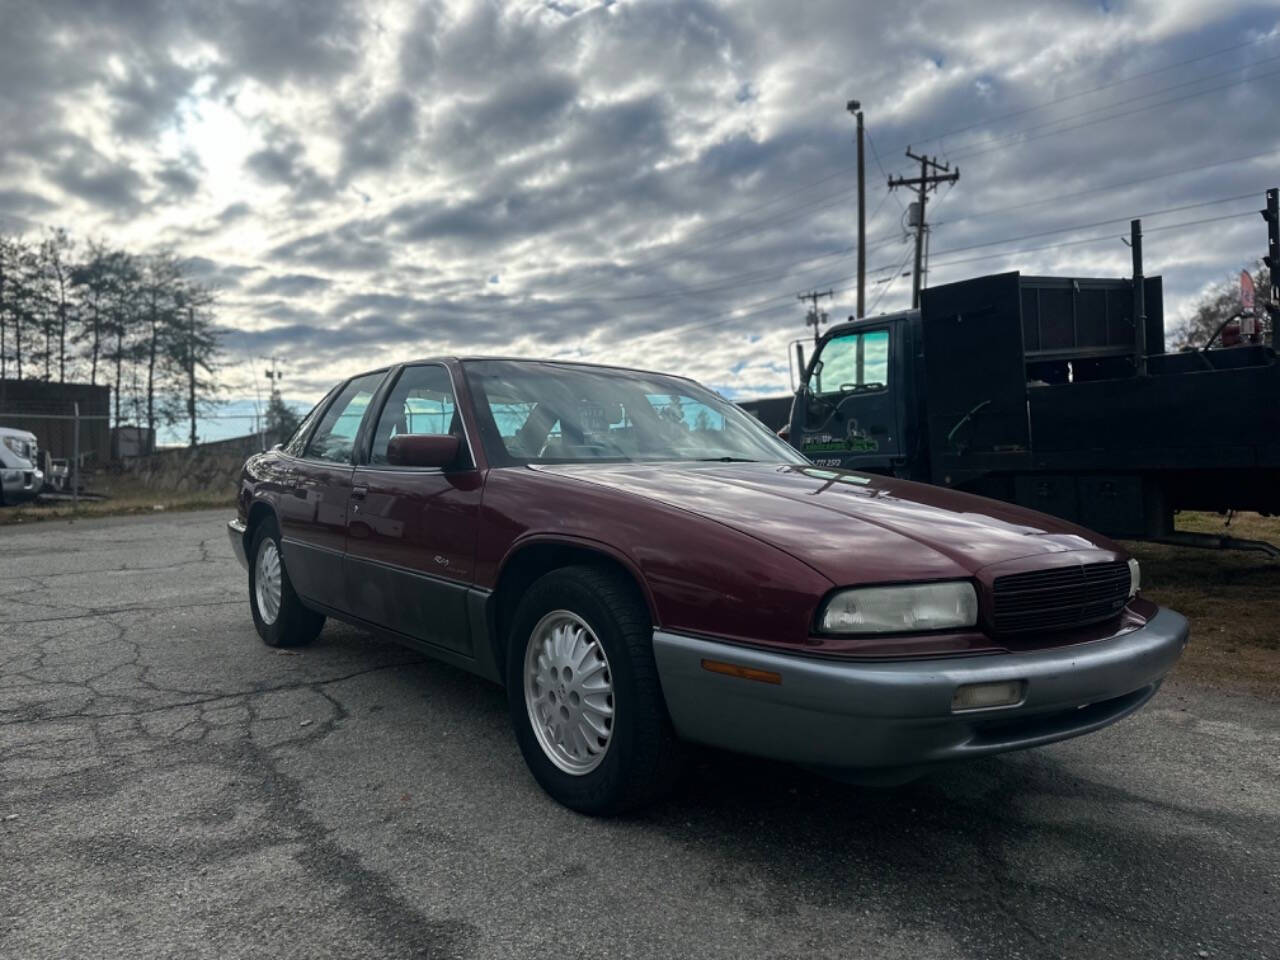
(0, 426, 44, 505)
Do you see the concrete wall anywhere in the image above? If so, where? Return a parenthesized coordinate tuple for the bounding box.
(117, 430, 288, 493)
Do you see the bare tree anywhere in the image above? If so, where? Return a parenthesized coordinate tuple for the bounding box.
(136, 252, 185, 451)
(162, 283, 220, 447)
(102, 251, 140, 428)
(1172, 262, 1272, 349)
(70, 240, 116, 385)
(40, 229, 75, 382)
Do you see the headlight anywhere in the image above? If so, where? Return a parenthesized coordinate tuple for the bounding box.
(3, 436, 26, 458)
(820, 581, 978, 634)
(1127, 558, 1140, 598)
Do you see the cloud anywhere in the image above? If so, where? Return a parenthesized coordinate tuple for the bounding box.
(249, 273, 333, 296)
(49, 153, 147, 213)
(2, 0, 1276, 412)
(155, 161, 201, 198)
(338, 92, 420, 178)
(0, 188, 56, 216)
(217, 201, 252, 223)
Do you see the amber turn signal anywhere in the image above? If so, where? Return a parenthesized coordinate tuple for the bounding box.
(700, 658, 782, 685)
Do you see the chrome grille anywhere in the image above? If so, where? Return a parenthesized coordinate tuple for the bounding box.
(991, 560, 1130, 634)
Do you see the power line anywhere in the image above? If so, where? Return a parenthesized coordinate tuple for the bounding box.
(941, 53, 1280, 160)
(590, 202, 1266, 356)
(928, 209, 1258, 272)
(867, 244, 916, 314)
(947, 63, 1280, 162)
(582, 155, 1275, 310)
(934, 146, 1280, 227)
(563, 66, 1277, 307)
(551, 165, 859, 299)
(927, 191, 1259, 259)
(913, 31, 1277, 149)
(593, 231, 904, 305)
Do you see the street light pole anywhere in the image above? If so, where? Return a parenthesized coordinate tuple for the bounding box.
(847, 100, 866, 319)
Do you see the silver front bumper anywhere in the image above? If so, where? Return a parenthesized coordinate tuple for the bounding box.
(227, 518, 249, 570)
(652, 607, 1189, 773)
(2, 467, 44, 502)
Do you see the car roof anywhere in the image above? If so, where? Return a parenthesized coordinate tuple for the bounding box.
(346, 356, 702, 387)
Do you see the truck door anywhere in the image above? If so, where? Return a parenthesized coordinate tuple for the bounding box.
(793, 324, 901, 471)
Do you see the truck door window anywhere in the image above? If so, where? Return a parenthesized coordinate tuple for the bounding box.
(810, 329, 889, 395)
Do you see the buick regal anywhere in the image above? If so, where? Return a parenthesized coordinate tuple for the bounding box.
(227, 358, 1189, 814)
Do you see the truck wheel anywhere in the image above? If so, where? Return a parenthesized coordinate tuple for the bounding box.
(506, 565, 684, 815)
(248, 517, 324, 648)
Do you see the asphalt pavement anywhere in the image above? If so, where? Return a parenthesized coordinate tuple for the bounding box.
(2, 509, 1277, 959)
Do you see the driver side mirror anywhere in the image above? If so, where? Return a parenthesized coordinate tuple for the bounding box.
(387, 433, 460, 468)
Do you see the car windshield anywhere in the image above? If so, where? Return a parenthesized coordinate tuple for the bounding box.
(463, 359, 808, 466)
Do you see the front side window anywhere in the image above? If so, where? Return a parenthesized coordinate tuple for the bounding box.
(808, 328, 889, 396)
(369, 364, 463, 466)
(304, 372, 384, 464)
(463, 359, 807, 466)
(282, 386, 338, 457)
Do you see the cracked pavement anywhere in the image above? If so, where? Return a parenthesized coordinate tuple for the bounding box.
(2, 509, 1278, 959)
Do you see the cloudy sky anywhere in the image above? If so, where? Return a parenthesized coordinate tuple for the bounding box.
(2, 0, 1278, 432)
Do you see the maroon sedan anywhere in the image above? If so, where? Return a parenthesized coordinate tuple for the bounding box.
(228, 358, 1188, 813)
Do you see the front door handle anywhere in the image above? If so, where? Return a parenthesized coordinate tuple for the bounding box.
(351, 485, 368, 500)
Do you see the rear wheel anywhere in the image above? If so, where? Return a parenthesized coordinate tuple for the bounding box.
(248, 517, 324, 648)
(506, 565, 683, 815)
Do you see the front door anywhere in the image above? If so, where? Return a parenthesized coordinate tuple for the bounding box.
(344, 363, 482, 654)
(278, 371, 386, 605)
(795, 324, 901, 471)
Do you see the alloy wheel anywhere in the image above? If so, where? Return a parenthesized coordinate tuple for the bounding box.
(523, 609, 615, 775)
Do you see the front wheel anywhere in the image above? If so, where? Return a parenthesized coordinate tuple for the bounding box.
(248, 518, 325, 648)
(506, 565, 684, 815)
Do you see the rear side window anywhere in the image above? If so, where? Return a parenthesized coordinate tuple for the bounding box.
(304, 372, 384, 464)
(368, 365, 463, 466)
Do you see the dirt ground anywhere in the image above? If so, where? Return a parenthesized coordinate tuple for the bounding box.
(1126, 511, 1280, 699)
(0, 477, 235, 525)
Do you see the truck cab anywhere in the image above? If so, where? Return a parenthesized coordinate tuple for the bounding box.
(785, 269, 1280, 546)
(788, 311, 925, 478)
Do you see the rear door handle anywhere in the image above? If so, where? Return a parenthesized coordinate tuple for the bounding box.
(351, 485, 368, 500)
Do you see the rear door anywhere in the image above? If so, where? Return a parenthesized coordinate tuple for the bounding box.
(343, 363, 483, 654)
(277, 371, 386, 606)
(796, 324, 901, 470)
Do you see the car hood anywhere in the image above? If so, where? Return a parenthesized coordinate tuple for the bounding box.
(530, 462, 1118, 585)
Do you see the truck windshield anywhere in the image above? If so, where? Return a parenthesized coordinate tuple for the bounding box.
(463, 359, 808, 466)
(808, 328, 889, 396)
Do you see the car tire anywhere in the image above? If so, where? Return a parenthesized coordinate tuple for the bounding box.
(506, 565, 684, 815)
(248, 517, 325, 648)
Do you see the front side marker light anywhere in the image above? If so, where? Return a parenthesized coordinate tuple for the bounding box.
(952, 680, 1026, 712)
(1127, 558, 1141, 598)
(700, 659, 782, 685)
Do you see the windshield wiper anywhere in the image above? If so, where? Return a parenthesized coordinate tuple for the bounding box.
(695, 456, 758, 462)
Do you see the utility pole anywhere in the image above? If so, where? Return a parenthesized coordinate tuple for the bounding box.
(1130, 219, 1147, 376)
(888, 148, 959, 309)
(1262, 187, 1279, 348)
(799, 289, 834, 344)
(262, 355, 286, 394)
(261, 355, 286, 449)
(846, 100, 866, 318)
(187, 304, 197, 448)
